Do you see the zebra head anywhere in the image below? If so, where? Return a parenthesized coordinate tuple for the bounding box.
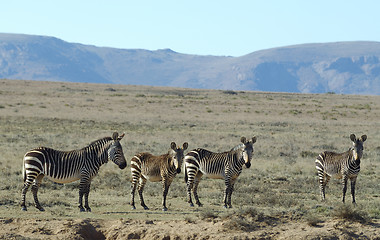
(240, 136, 257, 168)
(108, 132, 127, 169)
(169, 142, 189, 174)
(350, 134, 367, 160)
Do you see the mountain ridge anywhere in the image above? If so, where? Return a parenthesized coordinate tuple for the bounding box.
(1, 33, 379, 94)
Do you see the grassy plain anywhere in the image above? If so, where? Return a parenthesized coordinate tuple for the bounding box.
(0, 79, 379, 239)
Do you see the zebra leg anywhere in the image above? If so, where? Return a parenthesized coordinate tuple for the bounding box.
(350, 177, 357, 204)
(20, 182, 32, 211)
(186, 180, 194, 207)
(21, 170, 40, 211)
(193, 173, 203, 207)
(317, 171, 325, 201)
(223, 189, 228, 208)
(226, 180, 236, 208)
(321, 174, 330, 201)
(78, 191, 85, 212)
(31, 175, 45, 211)
(186, 169, 198, 207)
(223, 178, 232, 208)
(84, 182, 91, 212)
(130, 159, 141, 210)
(342, 176, 348, 203)
(130, 178, 138, 210)
(138, 177, 149, 210)
(162, 178, 172, 211)
(78, 176, 90, 212)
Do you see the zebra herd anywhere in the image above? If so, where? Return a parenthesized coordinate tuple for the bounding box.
(20, 132, 367, 212)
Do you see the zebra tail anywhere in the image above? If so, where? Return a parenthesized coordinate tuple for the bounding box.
(22, 160, 26, 183)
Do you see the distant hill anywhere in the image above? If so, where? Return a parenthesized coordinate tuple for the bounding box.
(1, 33, 380, 94)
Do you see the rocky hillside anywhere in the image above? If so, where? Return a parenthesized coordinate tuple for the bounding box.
(1, 33, 379, 94)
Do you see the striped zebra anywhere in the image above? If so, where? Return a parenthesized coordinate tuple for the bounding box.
(315, 134, 367, 204)
(130, 142, 188, 211)
(185, 136, 256, 208)
(20, 132, 127, 212)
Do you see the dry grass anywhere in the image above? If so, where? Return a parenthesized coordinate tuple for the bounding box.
(332, 204, 370, 223)
(0, 79, 380, 236)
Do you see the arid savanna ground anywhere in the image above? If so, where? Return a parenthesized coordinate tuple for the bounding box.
(0, 79, 379, 239)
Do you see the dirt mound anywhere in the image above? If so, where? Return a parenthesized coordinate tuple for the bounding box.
(70, 219, 106, 240)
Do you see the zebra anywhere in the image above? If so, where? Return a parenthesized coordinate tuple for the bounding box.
(20, 132, 127, 212)
(130, 142, 188, 211)
(185, 136, 256, 208)
(315, 134, 367, 204)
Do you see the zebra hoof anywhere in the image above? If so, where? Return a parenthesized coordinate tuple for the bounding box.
(79, 207, 86, 212)
(35, 205, 45, 211)
(162, 207, 168, 211)
(143, 206, 149, 210)
(86, 208, 91, 212)
(21, 206, 27, 211)
(189, 203, 194, 207)
(131, 206, 136, 210)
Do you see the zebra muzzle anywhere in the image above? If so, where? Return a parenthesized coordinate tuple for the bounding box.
(245, 162, 251, 168)
(119, 161, 127, 169)
(176, 168, 181, 174)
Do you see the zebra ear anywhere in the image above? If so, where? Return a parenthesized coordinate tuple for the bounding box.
(361, 135, 367, 142)
(251, 136, 257, 144)
(350, 134, 356, 142)
(118, 133, 125, 141)
(240, 137, 247, 144)
(183, 142, 188, 150)
(112, 132, 119, 140)
(171, 142, 177, 150)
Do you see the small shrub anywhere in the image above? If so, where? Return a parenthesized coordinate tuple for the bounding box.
(332, 204, 370, 223)
(300, 151, 318, 158)
(289, 109, 302, 115)
(222, 207, 268, 232)
(305, 213, 323, 227)
(198, 208, 218, 221)
(222, 90, 237, 95)
(105, 88, 116, 92)
(184, 216, 194, 223)
(238, 207, 266, 222)
(223, 217, 253, 232)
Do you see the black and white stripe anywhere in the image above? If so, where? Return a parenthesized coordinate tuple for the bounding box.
(130, 142, 188, 211)
(315, 134, 367, 203)
(185, 136, 256, 208)
(21, 132, 127, 212)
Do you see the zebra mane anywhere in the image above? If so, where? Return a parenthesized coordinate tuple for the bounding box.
(230, 143, 244, 152)
(84, 137, 113, 150)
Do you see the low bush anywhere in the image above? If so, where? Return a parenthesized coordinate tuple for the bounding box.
(332, 204, 370, 223)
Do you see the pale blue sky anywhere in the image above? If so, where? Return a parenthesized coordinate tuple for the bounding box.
(2, 0, 380, 56)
